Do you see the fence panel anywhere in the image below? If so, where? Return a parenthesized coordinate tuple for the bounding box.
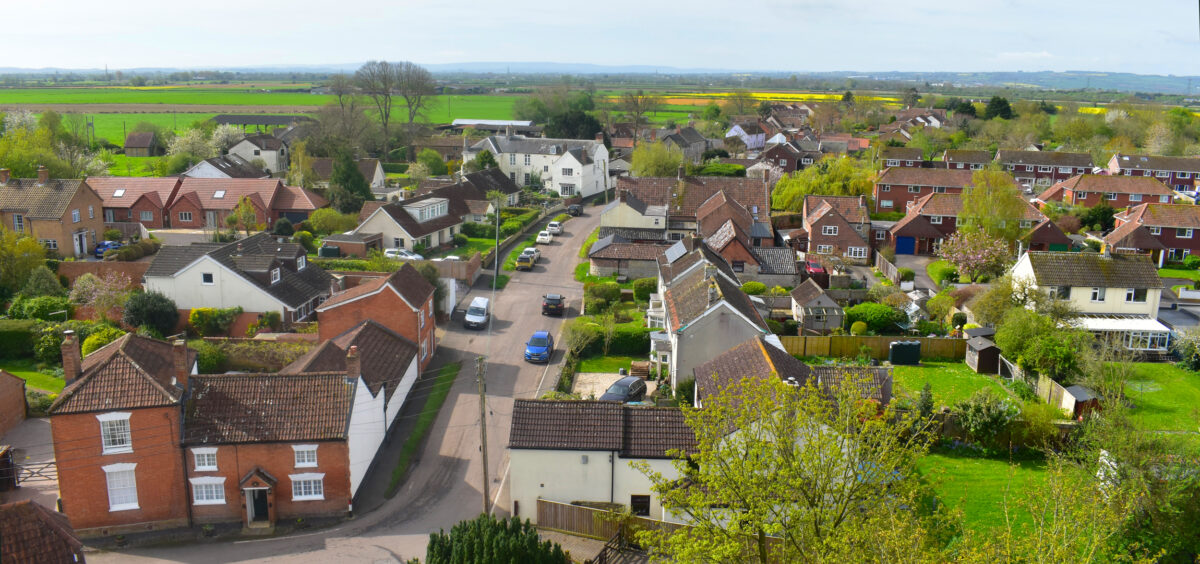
(777, 336, 965, 360)
(875, 253, 900, 284)
(536, 500, 621, 540)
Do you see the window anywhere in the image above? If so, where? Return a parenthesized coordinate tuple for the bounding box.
(561, 168, 574, 176)
(880, 185, 890, 192)
(524, 154, 530, 165)
(875, 230, 885, 240)
(668, 232, 684, 241)
(886, 159, 899, 167)
(543, 165, 549, 172)
(1020, 220, 1032, 229)
(1161, 195, 1171, 203)
(420, 339, 428, 360)
(253, 149, 261, 156)
(1025, 165, 1034, 172)
(1156, 170, 1169, 178)
(1179, 172, 1191, 179)
(12, 214, 22, 233)
(732, 260, 745, 272)
(1077, 192, 1088, 199)
(971, 164, 983, 170)
(1106, 193, 1117, 200)
(178, 211, 193, 222)
(270, 268, 281, 284)
(929, 215, 942, 225)
(780, 159, 787, 168)
(1178, 228, 1193, 239)
(1076, 168, 1086, 174)
(88, 205, 94, 219)
(297, 255, 306, 271)
(113, 189, 126, 198)
(559, 184, 575, 196)
(72, 209, 80, 223)
(1126, 288, 1148, 303)
(908, 186, 921, 193)
(934, 186, 947, 193)
(802, 158, 813, 165)
(190, 477, 226, 505)
(880, 200, 893, 208)
(193, 448, 218, 471)
(509, 154, 516, 165)
(139, 210, 153, 222)
(1129, 193, 1142, 202)
(97, 412, 132, 454)
(815, 244, 833, 254)
(393, 237, 403, 248)
(1149, 226, 1162, 235)
(1123, 169, 1132, 176)
(630, 495, 651, 517)
(213, 190, 226, 199)
(39, 239, 57, 250)
(1051, 286, 1070, 299)
(293, 445, 318, 468)
(1091, 287, 1106, 302)
(821, 225, 838, 236)
(956, 163, 965, 169)
(509, 172, 516, 182)
(419, 310, 425, 330)
(523, 173, 529, 185)
(1059, 167, 1072, 174)
(1038, 166, 1052, 173)
(103, 463, 139, 511)
(197, 271, 214, 285)
(291, 474, 325, 501)
(847, 247, 868, 259)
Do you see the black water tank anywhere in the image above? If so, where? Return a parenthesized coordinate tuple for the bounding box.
(318, 245, 341, 258)
(888, 341, 921, 365)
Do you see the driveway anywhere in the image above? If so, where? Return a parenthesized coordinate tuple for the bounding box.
(0, 417, 58, 511)
(89, 206, 605, 563)
(894, 254, 937, 292)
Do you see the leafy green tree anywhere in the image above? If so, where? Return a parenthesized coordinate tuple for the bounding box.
(954, 388, 1019, 448)
(225, 196, 260, 236)
(82, 326, 127, 357)
(770, 157, 873, 212)
(983, 96, 1014, 120)
(416, 262, 447, 317)
(701, 101, 721, 121)
(426, 513, 569, 564)
(840, 90, 856, 107)
(844, 302, 903, 333)
(167, 128, 214, 159)
(902, 87, 920, 108)
(272, 217, 294, 236)
(756, 100, 773, 118)
(544, 109, 602, 140)
(416, 148, 449, 176)
(331, 151, 373, 201)
(959, 168, 1027, 242)
(631, 141, 683, 177)
(722, 89, 755, 116)
(20, 265, 64, 297)
(474, 149, 498, 170)
(122, 291, 180, 337)
(1079, 202, 1116, 232)
(0, 228, 47, 300)
(307, 208, 359, 235)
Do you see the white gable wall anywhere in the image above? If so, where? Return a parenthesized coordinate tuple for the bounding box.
(145, 255, 287, 314)
(508, 449, 680, 522)
(385, 354, 420, 430)
(347, 376, 386, 497)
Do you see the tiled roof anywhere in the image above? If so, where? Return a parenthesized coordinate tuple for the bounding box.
(996, 150, 1094, 168)
(317, 263, 432, 312)
(605, 190, 665, 217)
(1103, 222, 1165, 250)
(184, 373, 354, 444)
(175, 177, 282, 211)
(875, 167, 974, 188)
(189, 154, 269, 179)
(281, 320, 417, 405)
(890, 212, 945, 238)
(697, 191, 755, 237)
(597, 226, 666, 241)
(1023, 251, 1163, 289)
(694, 336, 812, 402)
(470, 135, 602, 158)
(789, 278, 826, 305)
(879, 147, 924, 161)
(663, 265, 765, 332)
(368, 195, 467, 239)
(460, 167, 522, 195)
(751, 247, 799, 275)
(124, 131, 155, 149)
(87, 177, 180, 210)
(241, 134, 284, 151)
(908, 192, 1043, 221)
(804, 195, 869, 225)
(0, 500, 84, 564)
(943, 150, 992, 163)
(1024, 220, 1072, 247)
(1117, 203, 1200, 229)
(588, 236, 665, 261)
(808, 365, 893, 404)
(1052, 174, 1174, 196)
(50, 334, 192, 414)
(0, 177, 95, 219)
(310, 158, 382, 182)
(144, 242, 225, 277)
(703, 220, 746, 252)
(656, 238, 741, 287)
(273, 184, 328, 211)
(1111, 153, 1200, 173)
(509, 400, 696, 458)
(617, 176, 770, 221)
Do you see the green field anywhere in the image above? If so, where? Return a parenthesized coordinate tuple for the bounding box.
(0, 359, 65, 393)
(0, 87, 330, 106)
(918, 449, 1047, 533)
(106, 154, 159, 177)
(1125, 363, 1200, 432)
(892, 361, 1010, 408)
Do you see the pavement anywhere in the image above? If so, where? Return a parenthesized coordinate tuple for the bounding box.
(573, 372, 657, 400)
(88, 202, 606, 563)
(0, 417, 58, 510)
(894, 254, 937, 292)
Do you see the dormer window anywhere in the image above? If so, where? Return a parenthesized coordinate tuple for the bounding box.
(214, 190, 226, 199)
(271, 268, 281, 284)
(113, 189, 126, 197)
(297, 255, 306, 271)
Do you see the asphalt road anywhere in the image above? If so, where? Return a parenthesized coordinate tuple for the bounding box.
(90, 208, 602, 563)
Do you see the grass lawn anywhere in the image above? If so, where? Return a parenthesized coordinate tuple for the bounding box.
(892, 361, 1009, 408)
(578, 355, 639, 374)
(578, 227, 601, 259)
(0, 359, 65, 393)
(1125, 363, 1200, 432)
(574, 262, 636, 288)
(385, 362, 461, 498)
(927, 260, 957, 286)
(918, 449, 1048, 534)
(502, 233, 541, 271)
(106, 153, 159, 177)
(426, 237, 494, 259)
(1158, 267, 1200, 281)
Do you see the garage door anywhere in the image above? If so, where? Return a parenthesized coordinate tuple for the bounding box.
(895, 237, 915, 255)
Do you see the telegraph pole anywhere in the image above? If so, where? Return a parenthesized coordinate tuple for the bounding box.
(476, 355, 491, 514)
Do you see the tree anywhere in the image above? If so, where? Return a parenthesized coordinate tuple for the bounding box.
(844, 302, 903, 333)
(635, 375, 944, 563)
(630, 141, 683, 177)
(416, 148, 448, 176)
(167, 128, 214, 159)
(544, 109, 602, 140)
(770, 157, 873, 212)
(226, 196, 259, 236)
(328, 185, 365, 215)
(959, 168, 1027, 242)
(122, 291, 179, 336)
(1144, 122, 1176, 155)
(840, 90, 856, 107)
(395, 61, 435, 125)
(902, 87, 920, 108)
(1079, 203, 1116, 232)
(286, 140, 316, 188)
(209, 124, 243, 154)
(331, 151, 372, 202)
(936, 229, 1010, 283)
(983, 96, 1013, 120)
(701, 101, 721, 121)
(0, 228, 46, 299)
(620, 89, 661, 144)
(561, 319, 598, 360)
(474, 149, 497, 170)
(20, 265, 64, 297)
(756, 100, 773, 119)
(356, 61, 400, 156)
(69, 271, 133, 322)
(954, 388, 1019, 448)
(426, 513, 569, 564)
(272, 217, 294, 236)
(722, 89, 755, 116)
(416, 263, 447, 318)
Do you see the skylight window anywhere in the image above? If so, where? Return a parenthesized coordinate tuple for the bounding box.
(214, 190, 226, 199)
(113, 189, 126, 197)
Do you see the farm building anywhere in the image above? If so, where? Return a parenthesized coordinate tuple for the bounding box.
(124, 131, 159, 157)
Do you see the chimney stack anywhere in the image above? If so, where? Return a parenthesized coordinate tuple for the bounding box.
(0, 168, 9, 184)
(345, 345, 361, 379)
(505, 125, 514, 139)
(62, 330, 82, 384)
(677, 164, 685, 181)
(36, 165, 48, 185)
(595, 132, 604, 143)
(173, 340, 189, 389)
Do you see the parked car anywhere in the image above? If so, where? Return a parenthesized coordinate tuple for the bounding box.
(566, 204, 583, 216)
(805, 261, 826, 276)
(536, 231, 553, 244)
(542, 294, 565, 316)
(385, 248, 423, 260)
(599, 376, 647, 402)
(433, 255, 461, 262)
(463, 296, 490, 329)
(522, 247, 540, 262)
(516, 250, 537, 271)
(546, 221, 563, 235)
(94, 240, 122, 259)
(523, 330, 554, 363)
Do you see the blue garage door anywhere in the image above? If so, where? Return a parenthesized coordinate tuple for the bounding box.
(895, 237, 915, 255)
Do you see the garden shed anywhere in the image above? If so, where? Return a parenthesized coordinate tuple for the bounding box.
(965, 336, 1000, 374)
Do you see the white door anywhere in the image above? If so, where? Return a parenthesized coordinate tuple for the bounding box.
(74, 232, 87, 257)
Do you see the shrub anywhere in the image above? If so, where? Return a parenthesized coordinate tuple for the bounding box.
(499, 219, 523, 238)
(845, 302, 903, 333)
(1186, 254, 1200, 269)
(34, 320, 100, 364)
(741, 281, 767, 295)
(867, 283, 904, 303)
(461, 222, 496, 239)
(928, 261, 958, 286)
(273, 218, 294, 236)
(122, 291, 179, 336)
(586, 282, 621, 304)
(0, 319, 40, 359)
(308, 208, 359, 235)
(925, 293, 955, 322)
(425, 514, 569, 564)
(117, 244, 144, 261)
(294, 231, 316, 253)
(9, 296, 72, 321)
(195, 341, 227, 373)
(583, 297, 608, 315)
(452, 233, 469, 247)
(381, 162, 408, 174)
(26, 391, 56, 417)
(783, 319, 799, 336)
(951, 312, 968, 329)
(245, 311, 283, 337)
(915, 320, 946, 336)
(21, 266, 65, 297)
(954, 389, 1019, 449)
(766, 319, 784, 334)
(850, 321, 869, 336)
(675, 377, 695, 406)
(632, 278, 657, 302)
(897, 267, 915, 282)
(82, 326, 127, 357)
(103, 228, 123, 241)
(188, 306, 244, 337)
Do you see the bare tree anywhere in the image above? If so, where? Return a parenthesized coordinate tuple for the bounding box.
(328, 73, 358, 112)
(396, 61, 435, 124)
(620, 89, 661, 146)
(355, 61, 400, 157)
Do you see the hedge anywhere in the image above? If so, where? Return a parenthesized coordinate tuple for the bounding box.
(845, 302, 904, 333)
(382, 163, 409, 174)
(0, 319, 40, 359)
(7, 295, 72, 321)
(632, 278, 657, 302)
(580, 324, 654, 357)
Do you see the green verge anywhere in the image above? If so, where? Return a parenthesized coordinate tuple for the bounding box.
(0, 359, 65, 393)
(492, 274, 511, 290)
(502, 234, 541, 271)
(385, 362, 462, 498)
(578, 227, 601, 259)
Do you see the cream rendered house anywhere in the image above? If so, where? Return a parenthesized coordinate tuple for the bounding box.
(599, 191, 667, 233)
(464, 132, 610, 198)
(352, 197, 462, 251)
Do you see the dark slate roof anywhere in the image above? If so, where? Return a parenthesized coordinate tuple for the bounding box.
(281, 320, 418, 406)
(1111, 153, 1200, 173)
(656, 238, 741, 288)
(967, 336, 999, 351)
(1023, 251, 1163, 289)
(752, 246, 799, 275)
(693, 336, 812, 402)
(597, 226, 666, 241)
(750, 221, 773, 239)
(470, 135, 602, 157)
(51, 334, 194, 415)
(144, 243, 225, 277)
(996, 150, 1094, 168)
(943, 150, 992, 164)
(317, 263, 433, 312)
(370, 197, 466, 239)
(0, 177, 94, 219)
(184, 373, 353, 444)
(241, 134, 284, 151)
(461, 166, 522, 195)
(0, 500, 84, 564)
(509, 400, 696, 458)
(125, 131, 155, 149)
(789, 278, 826, 305)
(880, 147, 924, 161)
(190, 154, 268, 179)
(963, 326, 996, 339)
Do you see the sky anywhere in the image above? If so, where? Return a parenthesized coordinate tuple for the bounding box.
(5, 0, 1199, 75)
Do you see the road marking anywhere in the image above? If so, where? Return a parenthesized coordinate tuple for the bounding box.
(490, 461, 510, 513)
(534, 297, 575, 397)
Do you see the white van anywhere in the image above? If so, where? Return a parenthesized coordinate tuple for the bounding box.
(463, 296, 490, 329)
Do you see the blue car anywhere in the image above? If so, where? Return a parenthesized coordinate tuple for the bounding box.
(523, 331, 554, 363)
(94, 240, 122, 258)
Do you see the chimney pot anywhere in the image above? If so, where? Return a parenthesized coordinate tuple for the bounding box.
(37, 165, 48, 185)
(0, 168, 9, 184)
(677, 164, 685, 181)
(173, 340, 189, 389)
(345, 345, 361, 379)
(62, 330, 82, 384)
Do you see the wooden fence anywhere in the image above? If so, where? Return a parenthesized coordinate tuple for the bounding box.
(875, 252, 900, 284)
(777, 335, 966, 360)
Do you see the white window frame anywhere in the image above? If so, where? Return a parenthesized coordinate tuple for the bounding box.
(561, 168, 574, 176)
(1091, 287, 1106, 302)
(179, 211, 193, 222)
(12, 214, 22, 233)
(1178, 228, 1193, 239)
(847, 247, 868, 259)
(886, 159, 899, 167)
(815, 244, 833, 254)
(509, 154, 516, 165)
(1058, 167, 1072, 174)
(293, 444, 318, 468)
(908, 186, 921, 193)
(880, 200, 893, 208)
(139, 210, 154, 222)
(821, 225, 838, 236)
(290, 473, 325, 501)
(1025, 165, 1034, 172)
(1020, 219, 1032, 229)
(880, 185, 890, 192)
(72, 209, 81, 223)
(929, 215, 943, 225)
(1106, 193, 1117, 201)
(802, 158, 813, 165)
(1179, 172, 1191, 179)
(524, 154, 530, 166)
(297, 255, 306, 271)
(192, 447, 218, 471)
(88, 205, 94, 219)
(97, 412, 133, 455)
(1161, 195, 1172, 203)
(189, 476, 226, 505)
(875, 230, 885, 240)
(1038, 166, 1052, 173)
(971, 164, 983, 170)
(1126, 288, 1147, 303)
(780, 159, 787, 168)
(1129, 193, 1142, 202)
(270, 268, 281, 284)
(1156, 170, 1169, 178)
(103, 463, 139, 512)
(1149, 226, 1162, 235)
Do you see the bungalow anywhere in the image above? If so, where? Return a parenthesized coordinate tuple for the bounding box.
(228, 134, 288, 175)
(789, 278, 844, 335)
(182, 154, 269, 179)
(1036, 175, 1174, 209)
(942, 149, 992, 171)
(0, 167, 106, 258)
(87, 177, 182, 228)
(879, 146, 926, 168)
(352, 196, 463, 253)
(1108, 153, 1200, 191)
(1106, 203, 1200, 266)
(996, 150, 1095, 188)
(588, 234, 665, 280)
(873, 167, 974, 213)
(801, 195, 872, 265)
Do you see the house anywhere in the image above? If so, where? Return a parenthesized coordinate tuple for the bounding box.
(315, 264, 436, 371)
(351, 196, 464, 253)
(588, 234, 665, 280)
(879, 146, 926, 168)
(87, 177, 182, 228)
(124, 131, 157, 157)
(1107, 203, 1200, 266)
(309, 158, 387, 192)
(615, 173, 772, 240)
(658, 126, 713, 163)
(1036, 175, 1174, 210)
(801, 195, 872, 264)
(507, 400, 696, 521)
(942, 149, 992, 171)
(600, 191, 667, 237)
(464, 132, 609, 198)
(182, 154, 269, 179)
(0, 500, 86, 563)
(759, 141, 825, 173)
(0, 167, 106, 258)
(0, 370, 26, 438)
(996, 150, 1095, 188)
(789, 278, 844, 334)
(228, 134, 289, 175)
(1107, 153, 1200, 191)
(697, 191, 793, 285)
(889, 192, 1065, 255)
(725, 122, 766, 151)
(1011, 251, 1169, 352)
(145, 232, 332, 330)
(873, 168, 974, 213)
(966, 337, 1000, 374)
(410, 136, 467, 161)
(167, 178, 325, 228)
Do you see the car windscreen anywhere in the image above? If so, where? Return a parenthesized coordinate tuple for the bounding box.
(529, 337, 550, 347)
(544, 297, 561, 304)
(607, 382, 629, 394)
(467, 307, 486, 316)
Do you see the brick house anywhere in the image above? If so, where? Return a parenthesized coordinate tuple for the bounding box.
(1036, 174, 1174, 210)
(0, 370, 26, 438)
(0, 167, 106, 258)
(1107, 153, 1200, 191)
(995, 150, 1095, 188)
(315, 264, 436, 372)
(696, 191, 795, 285)
(166, 178, 325, 229)
(615, 173, 772, 240)
(1107, 203, 1200, 266)
(0, 500, 86, 563)
(801, 195, 872, 264)
(86, 177, 182, 228)
(941, 149, 992, 170)
(889, 192, 1065, 255)
(879, 146, 925, 168)
(759, 141, 824, 173)
(873, 168, 974, 213)
(587, 235, 665, 280)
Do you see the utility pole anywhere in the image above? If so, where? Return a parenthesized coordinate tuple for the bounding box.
(476, 355, 491, 514)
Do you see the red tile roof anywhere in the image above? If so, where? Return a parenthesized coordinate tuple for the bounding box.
(184, 373, 354, 444)
(176, 178, 283, 211)
(50, 334, 192, 415)
(87, 177, 182, 209)
(0, 500, 85, 564)
(317, 263, 433, 312)
(273, 184, 328, 211)
(281, 320, 418, 405)
(617, 176, 770, 220)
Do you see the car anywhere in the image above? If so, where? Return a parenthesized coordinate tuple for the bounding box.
(522, 247, 541, 261)
(463, 296, 490, 329)
(432, 255, 461, 262)
(536, 231, 553, 244)
(566, 204, 583, 216)
(516, 251, 537, 271)
(542, 294, 565, 316)
(94, 240, 122, 259)
(805, 261, 826, 276)
(546, 221, 563, 234)
(523, 331, 554, 363)
(599, 376, 647, 403)
(384, 248, 423, 260)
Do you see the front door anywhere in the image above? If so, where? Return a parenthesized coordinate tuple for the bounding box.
(73, 231, 87, 257)
(206, 211, 218, 227)
(246, 488, 270, 523)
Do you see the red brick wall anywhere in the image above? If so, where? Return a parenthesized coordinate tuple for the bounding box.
(0, 372, 26, 437)
(1067, 190, 1171, 209)
(51, 407, 188, 533)
(167, 198, 205, 229)
(317, 289, 436, 370)
(873, 185, 964, 213)
(186, 442, 351, 525)
(129, 197, 166, 229)
(57, 261, 151, 289)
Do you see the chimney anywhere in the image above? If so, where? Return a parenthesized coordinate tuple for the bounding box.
(677, 164, 685, 181)
(505, 125, 514, 139)
(0, 168, 9, 184)
(234, 242, 243, 256)
(345, 345, 361, 379)
(173, 340, 189, 389)
(36, 165, 48, 185)
(62, 330, 82, 384)
(651, 130, 657, 141)
(595, 132, 604, 143)
(330, 277, 342, 296)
